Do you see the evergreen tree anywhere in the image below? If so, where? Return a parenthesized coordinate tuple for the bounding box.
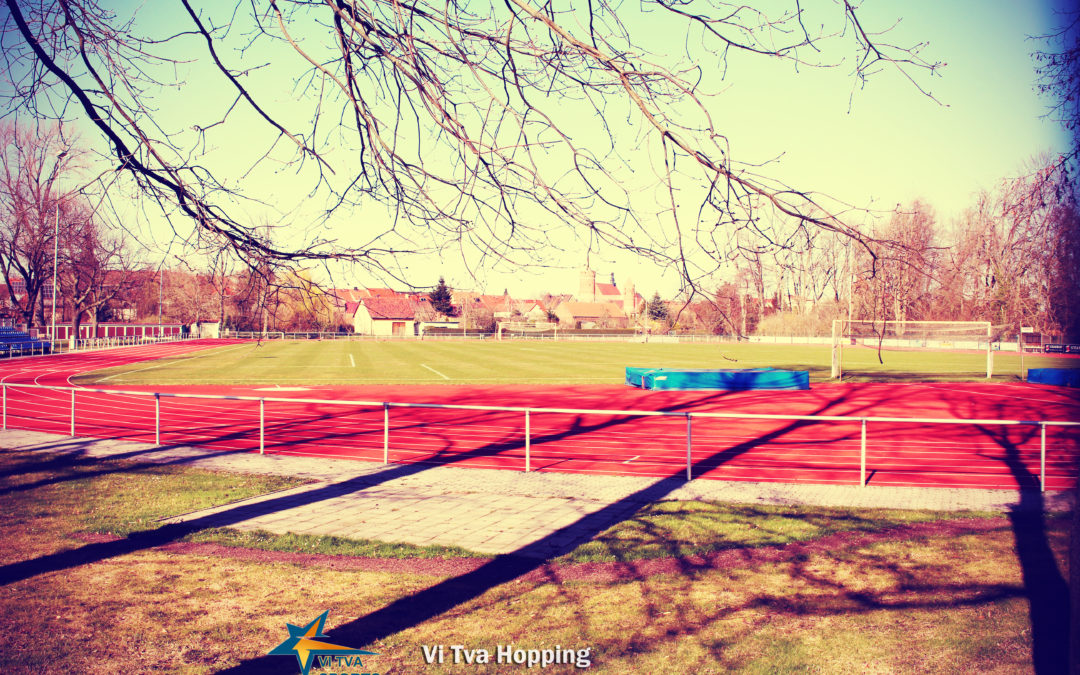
(647, 292, 668, 321)
(429, 277, 455, 315)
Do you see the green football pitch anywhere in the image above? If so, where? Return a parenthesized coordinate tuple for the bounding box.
(71, 339, 1070, 386)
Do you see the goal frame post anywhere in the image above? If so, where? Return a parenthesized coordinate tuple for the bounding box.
(831, 319, 993, 380)
(496, 321, 557, 341)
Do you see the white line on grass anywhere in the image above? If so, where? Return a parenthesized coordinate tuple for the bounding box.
(98, 343, 248, 381)
(349, 354, 356, 368)
(420, 363, 451, 380)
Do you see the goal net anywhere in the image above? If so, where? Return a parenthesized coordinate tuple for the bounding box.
(496, 321, 557, 340)
(831, 320, 993, 379)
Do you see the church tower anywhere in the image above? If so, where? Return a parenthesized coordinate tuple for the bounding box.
(578, 268, 597, 302)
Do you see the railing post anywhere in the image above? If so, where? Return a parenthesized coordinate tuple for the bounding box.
(525, 409, 531, 472)
(70, 388, 76, 437)
(259, 398, 265, 454)
(383, 402, 389, 464)
(154, 393, 161, 446)
(686, 413, 693, 481)
(1040, 422, 1046, 493)
(2, 383, 6, 431)
(859, 418, 867, 486)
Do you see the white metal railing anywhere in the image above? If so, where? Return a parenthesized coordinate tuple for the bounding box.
(0, 334, 195, 361)
(65, 335, 189, 352)
(1, 382, 1076, 491)
(1, 334, 193, 360)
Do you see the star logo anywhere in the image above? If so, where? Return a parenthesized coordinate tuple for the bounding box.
(268, 610, 376, 675)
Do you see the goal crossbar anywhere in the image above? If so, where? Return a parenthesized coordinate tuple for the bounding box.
(497, 321, 557, 340)
(831, 319, 993, 379)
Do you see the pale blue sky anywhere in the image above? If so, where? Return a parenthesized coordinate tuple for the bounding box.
(492, 0, 1073, 298)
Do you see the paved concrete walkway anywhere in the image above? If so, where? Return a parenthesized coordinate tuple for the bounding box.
(2, 430, 1072, 558)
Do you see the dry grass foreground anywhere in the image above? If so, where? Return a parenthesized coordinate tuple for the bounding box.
(0, 447, 1068, 673)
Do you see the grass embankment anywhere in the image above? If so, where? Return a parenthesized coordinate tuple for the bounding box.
(0, 448, 1067, 673)
(70, 339, 1075, 387)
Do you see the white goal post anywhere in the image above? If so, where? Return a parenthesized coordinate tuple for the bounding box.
(496, 321, 557, 340)
(831, 320, 993, 379)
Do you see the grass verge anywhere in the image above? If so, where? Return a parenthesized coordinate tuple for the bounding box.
(0, 446, 1068, 673)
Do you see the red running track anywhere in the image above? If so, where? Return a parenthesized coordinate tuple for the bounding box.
(1, 339, 1078, 490)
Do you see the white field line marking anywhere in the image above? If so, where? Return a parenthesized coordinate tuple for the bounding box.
(420, 363, 450, 380)
(623, 455, 640, 464)
(97, 343, 248, 382)
(349, 354, 356, 368)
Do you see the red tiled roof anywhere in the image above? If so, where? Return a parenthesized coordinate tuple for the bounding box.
(359, 297, 416, 320)
(365, 288, 404, 298)
(514, 299, 545, 313)
(332, 288, 366, 303)
(595, 283, 621, 297)
(558, 301, 624, 318)
(481, 294, 512, 310)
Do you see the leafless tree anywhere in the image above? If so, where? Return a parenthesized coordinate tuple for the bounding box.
(0, 121, 79, 329)
(205, 251, 234, 328)
(1034, 5, 1079, 160)
(1045, 193, 1079, 339)
(874, 200, 938, 326)
(56, 201, 138, 336)
(0, 0, 943, 290)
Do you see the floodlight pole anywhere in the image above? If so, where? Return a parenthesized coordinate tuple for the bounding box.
(50, 207, 59, 342)
(50, 150, 67, 344)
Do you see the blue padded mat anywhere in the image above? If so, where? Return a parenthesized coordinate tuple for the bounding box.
(1028, 368, 1080, 388)
(626, 367, 809, 390)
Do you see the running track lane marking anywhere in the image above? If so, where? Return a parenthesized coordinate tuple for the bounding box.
(420, 363, 450, 380)
(96, 343, 249, 382)
(623, 455, 640, 464)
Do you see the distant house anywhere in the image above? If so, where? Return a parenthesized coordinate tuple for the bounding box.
(554, 301, 628, 329)
(412, 296, 460, 334)
(512, 300, 548, 323)
(194, 321, 221, 338)
(450, 291, 511, 328)
(470, 293, 513, 317)
(353, 298, 418, 336)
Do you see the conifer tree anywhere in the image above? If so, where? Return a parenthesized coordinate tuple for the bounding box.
(647, 292, 668, 321)
(429, 277, 455, 315)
